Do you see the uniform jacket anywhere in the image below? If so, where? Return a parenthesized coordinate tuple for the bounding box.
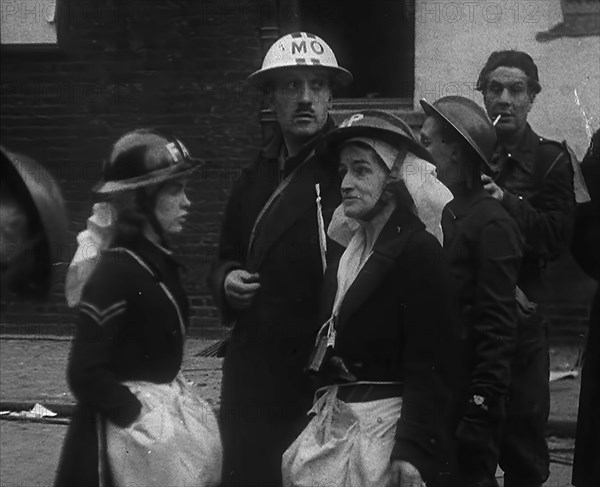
(571, 129, 600, 487)
(317, 207, 460, 485)
(484, 124, 575, 299)
(207, 119, 343, 486)
(442, 184, 522, 418)
(54, 235, 189, 487)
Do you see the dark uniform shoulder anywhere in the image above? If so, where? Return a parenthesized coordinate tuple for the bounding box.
(536, 133, 568, 158)
(78, 248, 143, 326)
(533, 133, 573, 181)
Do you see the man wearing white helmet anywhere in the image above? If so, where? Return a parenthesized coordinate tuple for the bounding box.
(208, 32, 352, 486)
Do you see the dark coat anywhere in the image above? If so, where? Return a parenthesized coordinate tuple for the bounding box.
(442, 185, 522, 415)
(54, 236, 189, 487)
(485, 124, 576, 300)
(441, 184, 523, 484)
(317, 207, 460, 486)
(572, 129, 600, 487)
(207, 120, 342, 487)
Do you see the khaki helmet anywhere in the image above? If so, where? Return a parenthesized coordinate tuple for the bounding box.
(248, 32, 353, 87)
(420, 96, 497, 167)
(1, 147, 69, 300)
(94, 129, 203, 194)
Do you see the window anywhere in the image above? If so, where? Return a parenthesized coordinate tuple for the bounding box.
(295, 0, 415, 100)
(536, 0, 600, 41)
(1, 0, 58, 46)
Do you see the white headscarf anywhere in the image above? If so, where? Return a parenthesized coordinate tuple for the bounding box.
(328, 147, 452, 247)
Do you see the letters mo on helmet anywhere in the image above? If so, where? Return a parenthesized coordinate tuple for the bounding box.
(248, 32, 353, 87)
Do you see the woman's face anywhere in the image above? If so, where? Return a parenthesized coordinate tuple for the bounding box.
(339, 143, 388, 221)
(153, 178, 191, 234)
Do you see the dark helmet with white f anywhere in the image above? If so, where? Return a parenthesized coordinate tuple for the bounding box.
(94, 129, 203, 194)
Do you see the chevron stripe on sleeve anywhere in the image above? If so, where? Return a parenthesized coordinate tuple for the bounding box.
(79, 300, 127, 327)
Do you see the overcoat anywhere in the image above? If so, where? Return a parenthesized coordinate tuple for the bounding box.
(442, 184, 522, 484)
(316, 206, 460, 486)
(54, 236, 189, 487)
(442, 185, 522, 412)
(571, 129, 600, 487)
(207, 119, 342, 487)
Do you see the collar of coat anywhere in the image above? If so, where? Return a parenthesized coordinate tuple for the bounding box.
(260, 116, 336, 163)
(320, 207, 425, 331)
(109, 234, 184, 281)
(444, 184, 494, 220)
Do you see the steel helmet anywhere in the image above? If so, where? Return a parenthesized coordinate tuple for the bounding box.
(323, 110, 435, 165)
(248, 32, 353, 87)
(420, 96, 497, 167)
(94, 129, 203, 193)
(1, 147, 69, 300)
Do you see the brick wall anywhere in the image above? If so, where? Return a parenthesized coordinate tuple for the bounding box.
(1, 0, 265, 336)
(1, 0, 595, 343)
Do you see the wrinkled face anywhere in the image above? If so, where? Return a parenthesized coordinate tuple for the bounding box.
(270, 69, 332, 143)
(153, 178, 191, 234)
(339, 143, 388, 221)
(482, 66, 534, 138)
(420, 116, 460, 186)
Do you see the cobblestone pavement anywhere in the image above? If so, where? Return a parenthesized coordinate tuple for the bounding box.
(0, 423, 577, 487)
(0, 339, 583, 486)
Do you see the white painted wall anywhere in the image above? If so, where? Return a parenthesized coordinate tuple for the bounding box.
(414, 0, 600, 159)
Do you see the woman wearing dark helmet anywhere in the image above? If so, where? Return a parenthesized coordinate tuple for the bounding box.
(54, 129, 221, 487)
(282, 111, 460, 487)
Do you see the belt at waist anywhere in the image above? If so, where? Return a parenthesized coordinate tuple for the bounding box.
(335, 382, 403, 403)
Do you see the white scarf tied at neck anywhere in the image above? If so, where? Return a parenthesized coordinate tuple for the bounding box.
(328, 153, 453, 248)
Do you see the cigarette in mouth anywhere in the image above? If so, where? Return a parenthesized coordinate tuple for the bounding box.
(493, 115, 502, 126)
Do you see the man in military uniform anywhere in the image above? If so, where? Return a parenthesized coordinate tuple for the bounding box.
(477, 50, 576, 487)
(208, 32, 352, 487)
(420, 96, 523, 487)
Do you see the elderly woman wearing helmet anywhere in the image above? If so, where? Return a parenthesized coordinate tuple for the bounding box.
(282, 111, 461, 487)
(55, 129, 221, 487)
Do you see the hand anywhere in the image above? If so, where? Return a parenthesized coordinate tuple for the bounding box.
(390, 460, 426, 487)
(224, 269, 260, 310)
(110, 396, 142, 428)
(481, 174, 504, 201)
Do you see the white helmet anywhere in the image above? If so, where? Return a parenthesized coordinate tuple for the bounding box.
(248, 32, 353, 87)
